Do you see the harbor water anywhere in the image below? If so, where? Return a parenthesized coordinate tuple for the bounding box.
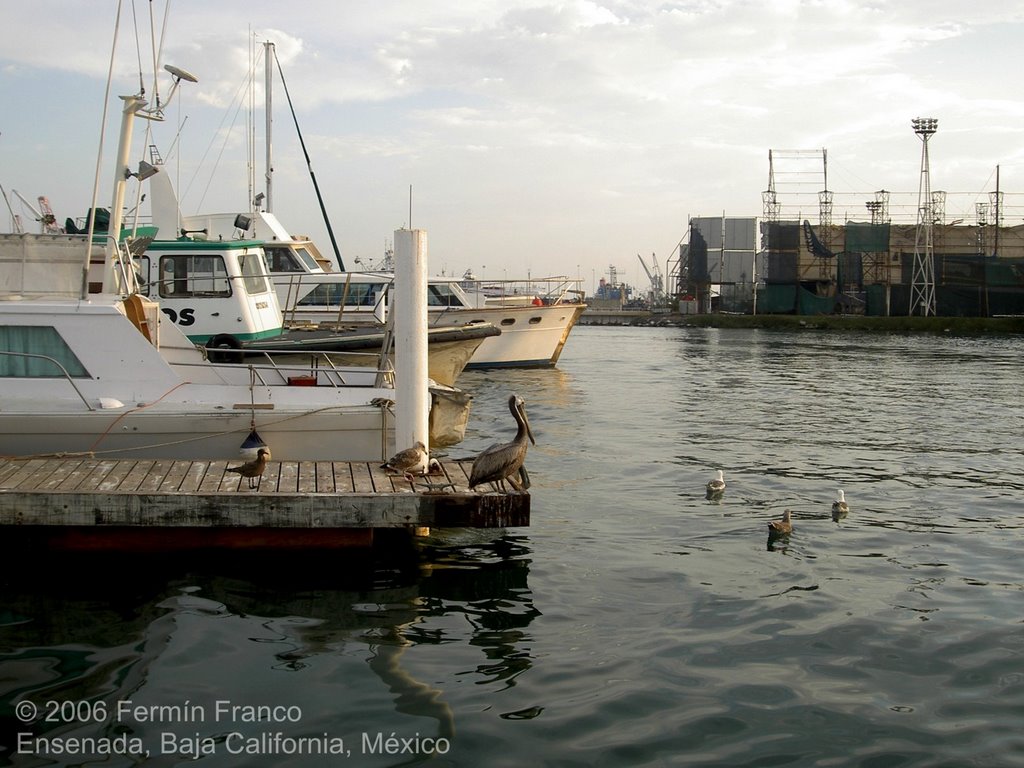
(2, 325, 1023, 766)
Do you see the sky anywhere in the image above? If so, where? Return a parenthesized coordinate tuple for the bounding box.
(2, 0, 1023, 291)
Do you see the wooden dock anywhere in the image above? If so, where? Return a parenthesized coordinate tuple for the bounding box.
(0, 457, 529, 551)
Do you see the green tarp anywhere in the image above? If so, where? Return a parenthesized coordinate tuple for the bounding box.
(844, 222, 890, 253)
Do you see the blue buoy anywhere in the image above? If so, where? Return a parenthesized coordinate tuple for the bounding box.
(239, 429, 268, 458)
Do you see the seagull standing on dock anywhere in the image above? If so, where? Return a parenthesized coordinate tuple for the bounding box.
(381, 441, 429, 481)
(227, 447, 271, 488)
(706, 470, 726, 499)
(768, 509, 793, 537)
(832, 489, 850, 520)
(470, 394, 535, 493)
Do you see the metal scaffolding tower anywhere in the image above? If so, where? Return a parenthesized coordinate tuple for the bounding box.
(762, 149, 827, 224)
(909, 117, 938, 317)
(976, 202, 989, 256)
(762, 150, 781, 222)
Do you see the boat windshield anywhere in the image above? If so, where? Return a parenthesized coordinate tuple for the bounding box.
(297, 281, 388, 307)
(427, 282, 467, 307)
(265, 245, 321, 274)
(158, 254, 231, 298)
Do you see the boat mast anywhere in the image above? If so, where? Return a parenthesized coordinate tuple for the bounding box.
(265, 41, 346, 270)
(101, 94, 149, 294)
(264, 41, 273, 213)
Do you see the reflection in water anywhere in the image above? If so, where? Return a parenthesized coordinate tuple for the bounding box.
(0, 536, 535, 764)
(4, 327, 1024, 766)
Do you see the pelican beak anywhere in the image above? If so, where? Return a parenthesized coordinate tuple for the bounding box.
(519, 401, 536, 445)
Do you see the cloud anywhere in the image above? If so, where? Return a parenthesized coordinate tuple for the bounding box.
(3, 1, 1023, 279)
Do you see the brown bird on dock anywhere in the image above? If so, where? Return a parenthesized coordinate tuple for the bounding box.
(768, 509, 793, 536)
(381, 440, 428, 481)
(227, 447, 271, 488)
(469, 394, 535, 493)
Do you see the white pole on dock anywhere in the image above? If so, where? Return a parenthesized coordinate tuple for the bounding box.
(393, 228, 430, 456)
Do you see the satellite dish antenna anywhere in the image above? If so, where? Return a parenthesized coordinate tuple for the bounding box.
(146, 64, 200, 119)
(164, 64, 199, 83)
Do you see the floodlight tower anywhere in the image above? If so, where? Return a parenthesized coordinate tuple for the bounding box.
(909, 117, 938, 316)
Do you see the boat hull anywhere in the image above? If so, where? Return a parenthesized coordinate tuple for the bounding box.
(243, 323, 499, 387)
(0, 406, 393, 462)
(284, 302, 586, 368)
(431, 303, 585, 368)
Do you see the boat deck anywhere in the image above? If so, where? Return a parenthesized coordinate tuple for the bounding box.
(0, 457, 528, 550)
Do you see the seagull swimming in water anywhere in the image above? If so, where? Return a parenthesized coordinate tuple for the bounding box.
(706, 470, 726, 499)
(381, 441, 429, 481)
(832, 489, 849, 520)
(768, 509, 793, 537)
(227, 447, 271, 488)
(469, 394, 535, 493)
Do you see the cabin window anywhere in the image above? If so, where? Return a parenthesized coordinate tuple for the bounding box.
(297, 282, 387, 307)
(529, 316, 543, 324)
(427, 284, 465, 307)
(265, 246, 302, 273)
(159, 255, 231, 298)
(500, 318, 516, 326)
(0, 326, 89, 378)
(293, 247, 322, 272)
(238, 252, 272, 294)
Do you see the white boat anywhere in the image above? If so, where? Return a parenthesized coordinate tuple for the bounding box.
(156, 39, 585, 370)
(0, 232, 405, 460)
(139, 162, 494, 387)
(0, 57, 461, 461)
(170, 209, 586, 369)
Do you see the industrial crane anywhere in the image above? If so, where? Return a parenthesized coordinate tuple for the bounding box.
(637, 252, 664, 305)
(11, 190, 63, 233)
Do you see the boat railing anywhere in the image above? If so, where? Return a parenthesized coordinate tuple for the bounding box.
(174, 349, 395, 389)
(457, 275, 587, 305)
(0, 350, 96, 410)
(274, 270, 389, 326)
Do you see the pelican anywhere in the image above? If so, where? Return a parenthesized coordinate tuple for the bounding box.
(227, 447, 271, 488)
(832, 489, 849, 520)
(706, 470, 726, 499)
(469, 394, 535, 493)
(768, 509, 793, 536)
(381, 441, 428, 481)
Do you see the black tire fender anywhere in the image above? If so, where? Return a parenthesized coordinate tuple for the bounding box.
(205, 333, 243, 364)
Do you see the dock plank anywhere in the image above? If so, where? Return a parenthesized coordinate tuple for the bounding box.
(277, 462, 299, 494)
(297, 462, 317, 494)
(57, 460, 103, 491)
(135, 461, 175, 493)
(118, 460, 158, 492)
(199, 462, 230, 493)
(158, 461, 193, 493)
(10, 459, 64, 491)
(332, 462, 354, 493)
(0, 457, 530, 550)
(350, 463, 377, 493)
(218, 466, 245, 492)
(370, 463, 409, 493)
(36, 459, 88, 491)
(97, 461, 139, 492)
(177, 462, 210, 494)
(451, 460, 473, 486)
(2, 459, 52, 490)
(0, 459, 28, 485)
(315, 462, 336, 494)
